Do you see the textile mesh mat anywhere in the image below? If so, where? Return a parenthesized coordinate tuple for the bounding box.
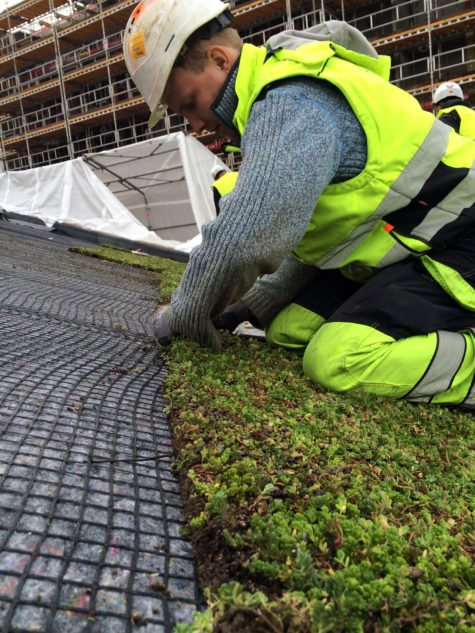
(0, 224, 199, 633)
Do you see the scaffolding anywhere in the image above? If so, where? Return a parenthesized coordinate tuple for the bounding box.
(0, 0, 473, 171)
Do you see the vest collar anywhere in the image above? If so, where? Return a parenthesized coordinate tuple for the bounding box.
(211, 55, 241, 136)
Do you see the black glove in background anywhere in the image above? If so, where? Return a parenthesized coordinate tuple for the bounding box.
(213, 300, 260, 332)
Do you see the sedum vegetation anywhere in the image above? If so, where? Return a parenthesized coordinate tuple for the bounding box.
(72, 245, 474, 633)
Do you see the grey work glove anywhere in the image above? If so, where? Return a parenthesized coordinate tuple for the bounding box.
(152, 305, 176, 346)
(213, 300, 260, 332)
(153, 305, 224, 351)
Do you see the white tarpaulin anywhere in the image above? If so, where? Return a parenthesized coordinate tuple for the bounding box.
(0, 132, 228, 254)
(84, 133, 224, 243)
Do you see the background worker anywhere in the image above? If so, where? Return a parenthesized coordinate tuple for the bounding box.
(124, 0, 475, 407)
(211, 164, 227, 183)
(432, 80, 475, 139)
(210, 164, 238, 216)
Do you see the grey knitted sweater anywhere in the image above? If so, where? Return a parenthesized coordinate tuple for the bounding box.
(167, 73, 367, 350)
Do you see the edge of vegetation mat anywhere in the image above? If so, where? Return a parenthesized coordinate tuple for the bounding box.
(72, 245, 475, 633)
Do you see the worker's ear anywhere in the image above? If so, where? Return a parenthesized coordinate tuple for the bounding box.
(206, 44, 236, 73)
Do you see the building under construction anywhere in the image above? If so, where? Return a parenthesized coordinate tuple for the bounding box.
(0, 0, 473, 171)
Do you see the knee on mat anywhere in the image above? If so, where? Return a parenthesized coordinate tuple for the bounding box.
(302, 322, 382, 392)
(302, 324, 350, 391)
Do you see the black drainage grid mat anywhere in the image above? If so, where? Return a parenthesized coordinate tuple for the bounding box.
(0, 230, 199, 633)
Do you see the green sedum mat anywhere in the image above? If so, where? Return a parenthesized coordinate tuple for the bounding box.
(72, 245, 475, 633)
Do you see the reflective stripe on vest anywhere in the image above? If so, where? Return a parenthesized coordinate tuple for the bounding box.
(405, 330, 466, 403)
(462, 329, 475, 407)
(319, 119, 468, 270)
(338, 222, 431, 281)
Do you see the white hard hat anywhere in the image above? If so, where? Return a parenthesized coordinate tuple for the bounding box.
(124, 0, 231, 129)
(433, 81, 464, 105)
(211, 164, 227, 179)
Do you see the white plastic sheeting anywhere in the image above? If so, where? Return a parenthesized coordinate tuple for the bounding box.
(84, 133, 227, 245)
(0, 132, 228, 253)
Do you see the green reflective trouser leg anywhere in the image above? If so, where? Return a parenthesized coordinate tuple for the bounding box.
(303, 322, 475, 405)
(266, 303, 325, 350)
(269, 257, 475, 406)
(266, 271, 360, 350)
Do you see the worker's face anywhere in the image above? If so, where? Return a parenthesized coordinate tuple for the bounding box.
(164, 45, 239, 139)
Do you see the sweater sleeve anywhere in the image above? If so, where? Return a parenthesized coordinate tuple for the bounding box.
(167, 82, 343, 349)
(242, 255, 322, 326)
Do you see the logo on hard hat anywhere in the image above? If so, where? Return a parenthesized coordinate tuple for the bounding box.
(130, 31, 146, 60)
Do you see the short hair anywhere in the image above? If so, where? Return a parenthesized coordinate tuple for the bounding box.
(183, 27, 242, 72)
(437, 96, 465, 109)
